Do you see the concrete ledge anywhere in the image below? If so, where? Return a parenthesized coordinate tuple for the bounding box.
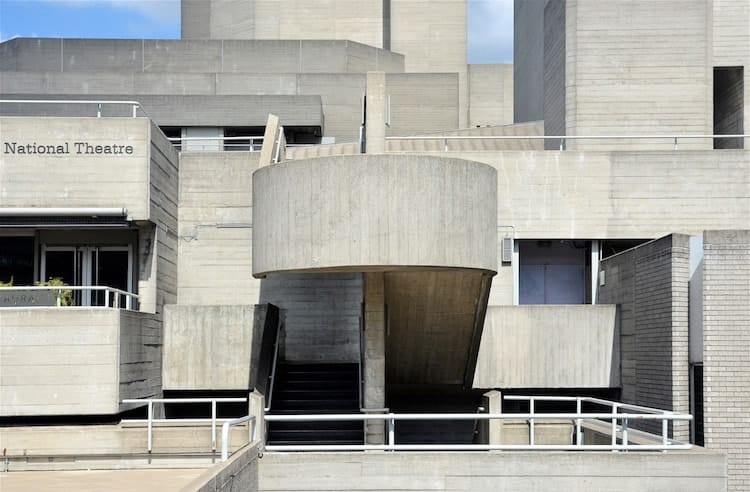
(258, 450, 726, 491)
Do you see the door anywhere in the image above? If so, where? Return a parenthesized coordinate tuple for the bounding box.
(41, 245, 132, 307)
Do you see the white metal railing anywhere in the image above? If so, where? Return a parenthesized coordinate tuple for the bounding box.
(167, 136, 264, 152)
(504, 395, 681, 450)
(385, 133, 749, 151)
(0, 285, 139, 310)
(0, 99, 143, 118)
(264, 396, 692, 452)
(121, 397, 248, 454)
(221, 415, 257, 461)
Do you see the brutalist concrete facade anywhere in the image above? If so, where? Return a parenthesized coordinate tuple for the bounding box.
(0, 0, 749, 490)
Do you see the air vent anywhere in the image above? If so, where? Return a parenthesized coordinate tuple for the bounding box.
(501, 237, 513, 263)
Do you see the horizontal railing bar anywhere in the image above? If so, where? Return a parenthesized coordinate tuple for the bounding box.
(582, 397, 672, 415)
(265, 443, 692, 452)
(385, 134, 748, 140)
(166, 136, 264, 142)
(503, 395, 673, 415)
(504, 396, 578, 402)
(122, 398, 246, 404)
(1, 99, 142, 106)
(1, 285, 138, 297)
(265, 413, 692, 421)
(121, 418, 243, 424)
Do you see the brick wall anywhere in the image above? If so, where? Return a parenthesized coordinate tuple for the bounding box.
(703, 230, 750, 492)
(599, 234, 690, 440)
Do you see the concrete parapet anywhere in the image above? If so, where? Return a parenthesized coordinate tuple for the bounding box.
(474, 305, 619, 388)
(0, 308, 160, 417)
(258, 449, 726, 491)
(163, 305, 256, 390)
(181, 443, 260, 492)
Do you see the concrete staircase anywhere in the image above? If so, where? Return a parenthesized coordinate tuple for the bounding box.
(266, 363, 363, 446)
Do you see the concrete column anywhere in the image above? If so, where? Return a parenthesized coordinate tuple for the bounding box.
(363, 272, 386, 444)
(249, 391, 266, 449)
(365, 71, 386, 154)
(259, 113, 280, 167)
(482, 390, 503, 445)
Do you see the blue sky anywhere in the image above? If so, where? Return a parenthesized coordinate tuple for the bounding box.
(0, 0, 512, 63)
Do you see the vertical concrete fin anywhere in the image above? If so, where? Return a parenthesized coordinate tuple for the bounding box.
(365, 71, 387, 154)
(259, 113, 280, 167)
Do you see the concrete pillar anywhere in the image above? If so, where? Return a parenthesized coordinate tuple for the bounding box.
(483, 390, 503, 445)
(365, 71, 386, 154)
(363, 272, 386, 444)
(259, 113, 280, 167)
(249, 391, 266, 449)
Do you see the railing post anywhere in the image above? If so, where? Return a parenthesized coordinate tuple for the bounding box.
(559, 138, 564, 151)
(529, 398, 535, 446)
(388, 414, 395, 451)
(622, 417, 629, 450)
(132, 104, 138, 118)
(576, 397, 582, 446)
(211, 400, 217, 452)
(147, 400, 153, 453)
(662, 417, 669, 450)
(611, 403, 618, 450)
(444, 137, 448, 152)
(97, 103, 102, 118)
(673, 136, 678, 150)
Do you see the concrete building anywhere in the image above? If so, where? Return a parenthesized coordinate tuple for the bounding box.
(0, 0, 748, 491)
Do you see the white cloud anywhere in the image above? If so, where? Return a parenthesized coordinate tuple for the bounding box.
(468, 0, 514, 63)
(40, 0, 179, 25)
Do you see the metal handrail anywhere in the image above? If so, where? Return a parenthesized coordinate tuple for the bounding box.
(221, 415, 257, 461)
(504, 395, 676, 447)
(264, 409, 692, 452)
(0, 285, 139, 310)
(385, 133, 749, 151)
(121, 397, 247, 453)
(167, 136, 264, 152)
(263, 320, 283, 412)
(0, 99, 143, 118)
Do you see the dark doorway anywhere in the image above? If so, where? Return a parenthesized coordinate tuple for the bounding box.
(714, 66, 744, 149)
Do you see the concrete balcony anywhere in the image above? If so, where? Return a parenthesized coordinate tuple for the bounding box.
(0, 116, 176, 223)
(252, 154, 498, 387)
(0, 308, 160, 416)
(474, 304, 619, 388)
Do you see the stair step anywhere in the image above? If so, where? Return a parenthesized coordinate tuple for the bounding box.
(268, 421, 363, 431)
(267, 429, 363, 440)
(275, 379, 359, 391)
(266, 439, 364, 446)
(267, 362, 362, 445)
(273, 401, 359, 411)
(275, 389, 357, 399)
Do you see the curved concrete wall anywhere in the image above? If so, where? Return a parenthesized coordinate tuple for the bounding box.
(252, 154, 497, 276)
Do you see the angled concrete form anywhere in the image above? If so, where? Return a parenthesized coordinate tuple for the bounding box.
(474, 305, 619, 389)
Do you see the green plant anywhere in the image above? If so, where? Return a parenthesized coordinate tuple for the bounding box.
(0, 277, 13, 287)
(36, 277, 74, 306)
